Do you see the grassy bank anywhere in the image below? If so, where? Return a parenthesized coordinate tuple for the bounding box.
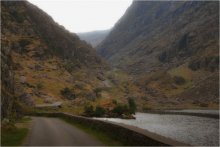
(61, 117, 123, 146)
(1, 127, 28, 146)
(1, 117, 31, 146)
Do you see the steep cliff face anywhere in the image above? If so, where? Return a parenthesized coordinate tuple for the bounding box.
(98, 1, 218, 74)
(97, 1, 219, 108)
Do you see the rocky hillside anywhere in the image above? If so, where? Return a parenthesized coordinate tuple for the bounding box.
(1, 36, 16, 119)
(78, 30, 110, 48)
(97, 1, 219, 108)
(2, 1, 144, 118)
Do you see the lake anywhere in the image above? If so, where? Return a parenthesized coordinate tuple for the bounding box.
(94, 111, 219, 146)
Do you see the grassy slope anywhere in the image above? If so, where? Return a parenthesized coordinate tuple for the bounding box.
(10, 36, 144, 113)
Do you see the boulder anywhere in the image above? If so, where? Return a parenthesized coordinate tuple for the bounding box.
(19, 93, 35, 105)
(43, 96, 54, 103)
(19, 76, 26, 84)
(97, 73, 105, 81)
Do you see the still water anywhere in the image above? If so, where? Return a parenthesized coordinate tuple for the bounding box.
(95, 111, 219, 146)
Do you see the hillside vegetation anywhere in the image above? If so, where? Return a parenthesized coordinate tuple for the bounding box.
(1, 1, 144, 119)
(1, 1, 219, 122)
(97, 1, 219, 108)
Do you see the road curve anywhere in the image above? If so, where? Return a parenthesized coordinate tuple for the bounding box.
(24, 117, 103, 146)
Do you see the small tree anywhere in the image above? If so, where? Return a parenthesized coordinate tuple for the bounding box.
(60, 87, 75, 100)
(128, 97, 136, 114)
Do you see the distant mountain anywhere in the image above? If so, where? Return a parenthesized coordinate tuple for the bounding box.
(97, 1, 219, 108)
(78, 30, 110, 48)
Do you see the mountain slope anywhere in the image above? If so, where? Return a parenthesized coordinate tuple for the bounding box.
(97, 1, 219, 108)
(2, 1, 140, 117)
(78, 30, 110, 48)
(2, 1, 104, 117)
(98, 1, 218, 73)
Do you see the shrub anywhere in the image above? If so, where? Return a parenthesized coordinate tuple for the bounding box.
(63, 61, 78, 72)
(188, 60, 200, 71)
(173, 76, 185, 85)
(94, 88, 102, 94)
(141, 96, 148, 101)
(11, 10, 25, 23)
(84, 105, 106, 117)
(94, 106, 106, 117)
(158, 51, 167, 62)
(112, 99, 117, 105)
(74, 83, 84, 90)
(19, 39, 31, 48)
(112, 104, 129, 116)
(36, 82, 43, 89)
(60, 87, 75, 100)
(84, 105, 94, 116)
(94, 88, 103, 97)
(188, 56, 219, 72)
(110, 98, 136, 117)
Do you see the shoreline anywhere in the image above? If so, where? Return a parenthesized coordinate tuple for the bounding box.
(141, 109, 219, 119)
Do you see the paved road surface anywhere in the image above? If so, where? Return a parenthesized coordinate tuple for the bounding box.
(24, 117, 103, 146)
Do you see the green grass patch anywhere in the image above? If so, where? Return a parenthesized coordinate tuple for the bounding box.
(168, 65, 192, 80)
(1, 128, 28, 146)
(60, 117, 123, 146)
(165, 65, 194, 96)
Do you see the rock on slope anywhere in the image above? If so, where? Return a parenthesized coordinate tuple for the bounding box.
(97, 1, 219, 108)
(78, 30, 110, 48)
(2, 1, 140, 117)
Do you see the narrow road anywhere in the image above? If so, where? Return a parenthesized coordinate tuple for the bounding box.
(24, 117, 103, 146)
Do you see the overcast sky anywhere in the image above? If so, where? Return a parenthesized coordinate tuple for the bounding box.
(28, 0, 132, 33)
